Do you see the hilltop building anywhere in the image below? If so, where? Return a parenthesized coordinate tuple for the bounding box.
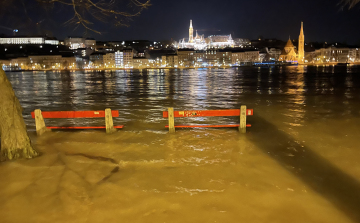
(0, 36, 59, 45)
(178, 20, 234, 50)
(64, 37, 96, 50)
(179, 20, 207, 50)
(207, 35, 234, 48)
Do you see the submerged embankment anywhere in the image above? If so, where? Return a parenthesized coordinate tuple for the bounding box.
(1, 66, 360, 222)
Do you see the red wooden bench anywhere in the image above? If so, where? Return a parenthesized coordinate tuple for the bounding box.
(163, 105, 253, 133)
(31, 108, 123, 135)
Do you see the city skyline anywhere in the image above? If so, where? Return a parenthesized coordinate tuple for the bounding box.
(0, 0, 360, 44)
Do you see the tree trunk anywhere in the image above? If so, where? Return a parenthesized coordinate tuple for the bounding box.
(0, 67, 39, 161)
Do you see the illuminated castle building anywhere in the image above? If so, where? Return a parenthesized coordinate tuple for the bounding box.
(178, 20, 234, 50)
(207, 35, 234, 48)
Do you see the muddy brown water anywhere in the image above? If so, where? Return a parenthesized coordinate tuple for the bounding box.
(1, 66, 360, 223)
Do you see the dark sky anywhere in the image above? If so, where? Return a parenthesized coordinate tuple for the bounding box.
(1, 0, 360, 44)
(109, 0, 360, 44)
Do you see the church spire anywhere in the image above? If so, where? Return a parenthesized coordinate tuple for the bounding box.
(189, 20, 194, 43)
(298, 21, 305, 64)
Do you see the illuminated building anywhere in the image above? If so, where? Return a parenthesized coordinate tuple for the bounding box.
(103, 53, 115, 68)
(267, 48, 282, 61)
(1, 55, 77, 70)
(64, 37, 96, 50)
(60, 57, 77, 69)
(133, 57, 149, 69)
(279, 38, 297, 62)
(176, 47, 262, 67)
(298, 22, 305, 64)
(114, 49, 133, 68)
(178, 20, 233, 50)
(74, 47, 94, 59)
(178, 20, 206, 50)
(85, 39, 96, 49)
(206, 35, 234, 48)
(279, 22, 305, 63)
(233, 38, 251, 47)
(0, 37, 59, 45)
(9, 57, 30, 70)
(161, 55, 178, 67)
(313, 47, 356, 63)
(115, 51, 124, 68)
(218, 49, 232, 66)
(203, 50, 218, 66)
(44, 39, 60, 45)
(123, 48, 134, 68)
(0, 60, 10, 69)
(90, 53, 105, 68)
(232, 49, 261, 65)
(177, 49, 195, 67)
(194, 50, 206, 66)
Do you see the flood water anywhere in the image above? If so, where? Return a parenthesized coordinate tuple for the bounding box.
(2, 66, 360, 223)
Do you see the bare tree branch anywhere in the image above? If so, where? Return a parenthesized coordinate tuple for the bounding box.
(0, 0, 151, 34)
(339, 0, 360, 9)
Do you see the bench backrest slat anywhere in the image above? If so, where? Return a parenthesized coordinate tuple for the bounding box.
(162, 109, 253, 118)
(31, 110, 119, 119)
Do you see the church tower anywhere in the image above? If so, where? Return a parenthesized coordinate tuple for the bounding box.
(298, 22, 305, 64)
(189, 20, 194, 43)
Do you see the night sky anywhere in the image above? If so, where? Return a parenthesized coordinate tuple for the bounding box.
(1, 0, 360, 44)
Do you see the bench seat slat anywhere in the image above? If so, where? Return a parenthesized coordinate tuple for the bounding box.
(165, 124, 251, 128)
(31, 110, 119, 119)
(163, 109, 253, 118)
(46, 125, 124, 129)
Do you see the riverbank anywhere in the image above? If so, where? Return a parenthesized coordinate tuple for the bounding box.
(1, 126, 358, 223)
(3, 63, 360, 72)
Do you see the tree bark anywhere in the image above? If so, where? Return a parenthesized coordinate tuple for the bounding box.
(0, 67, 39, 161)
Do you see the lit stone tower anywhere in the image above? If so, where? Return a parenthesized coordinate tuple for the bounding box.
(189, 20, 194, 43)
(298, 22, 305, 64)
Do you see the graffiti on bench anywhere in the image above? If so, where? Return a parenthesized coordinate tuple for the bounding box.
(163, 109, 253, 118)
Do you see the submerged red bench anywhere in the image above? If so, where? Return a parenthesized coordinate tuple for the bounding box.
(163, 105, 253, 133)
(31, 108, 123, 135)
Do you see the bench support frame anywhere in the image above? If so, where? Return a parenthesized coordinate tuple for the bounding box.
(105, 108, 116, 133)
(168, 107, 175, 133)
(34, 109, 48, 136)
(165, 105, 251, 133)
(33, 108, 118, 135)
(239, 105, 247, 133)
